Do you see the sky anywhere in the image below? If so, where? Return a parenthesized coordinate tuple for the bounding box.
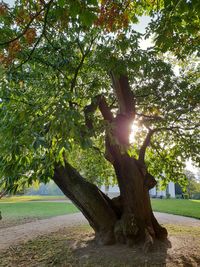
(4, 0, 14, 5)
(4, 0, 14, 4)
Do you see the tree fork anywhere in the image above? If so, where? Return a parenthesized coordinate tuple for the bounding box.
(94, 73, 167, 248)
(82, 73, 168, 248)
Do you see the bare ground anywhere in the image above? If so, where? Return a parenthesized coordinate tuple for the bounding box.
(0, 212, 200, 266)
(0, 213, 87, 251)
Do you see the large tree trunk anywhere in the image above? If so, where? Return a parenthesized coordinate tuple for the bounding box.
(111, 153, 167, 249)
(52, 73, 168, 250)
(52, 157, 167, 250)
(52, 161, 118, 245)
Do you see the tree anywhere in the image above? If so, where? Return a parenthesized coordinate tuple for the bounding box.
(0, 0, 199, 251)
(185, 170, 200, 198)
(26, 181, 64, 195)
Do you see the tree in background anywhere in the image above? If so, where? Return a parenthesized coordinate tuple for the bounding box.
(185, 170, 200, 199)
(0, 0, 199, 251)
(26, 181, 64, 196)
(196, 169, 200, 183)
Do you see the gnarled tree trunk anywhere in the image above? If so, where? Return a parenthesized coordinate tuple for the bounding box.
(53, 161, 118, 245)
(53, 156, 167, 249)
(52, 73, 168, 250)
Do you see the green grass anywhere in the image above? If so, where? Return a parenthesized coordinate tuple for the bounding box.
(0, 195, 66, 203)
(151, 199, 200, 219)
(0, 202, 78, 220)
(1, 196, 200, 221)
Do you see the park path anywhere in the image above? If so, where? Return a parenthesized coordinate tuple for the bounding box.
(0, 212, 199, 251)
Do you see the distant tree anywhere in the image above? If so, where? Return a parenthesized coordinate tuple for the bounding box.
(26, 181, 64, 196)
(196, 169, 200, 183)
(185, 170, 200, 198)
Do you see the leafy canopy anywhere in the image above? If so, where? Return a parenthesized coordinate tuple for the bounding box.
(0, 0, 199, 192)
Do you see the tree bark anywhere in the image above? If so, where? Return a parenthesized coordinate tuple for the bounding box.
(104, 73, 168, 248)
(52, 155, 167, 250)
(52, 161, 117, 245)
(52, 73, 168, 250)
(109, 150, 168, 248)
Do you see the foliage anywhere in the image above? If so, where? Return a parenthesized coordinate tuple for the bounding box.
(69, 147, 116, 186)
(185, 170, 200, 198)
(0, 0, 199, 192)
(147, 0, 200, 57)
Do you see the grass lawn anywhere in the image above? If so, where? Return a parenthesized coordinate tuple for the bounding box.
(0, 195, 66, 203)
(0, 202, 78, 220)
(151, 199, 200, 219)
(1, 196, 200, 224)
(0, 196, 79, 228)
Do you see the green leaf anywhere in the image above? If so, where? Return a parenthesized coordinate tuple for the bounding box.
(80, 10, 97, 26)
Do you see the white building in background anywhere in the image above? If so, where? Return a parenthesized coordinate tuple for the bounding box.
(101, 181, 176, 198)
(102, 185, 120, 198)
(149, 181, 175, 198)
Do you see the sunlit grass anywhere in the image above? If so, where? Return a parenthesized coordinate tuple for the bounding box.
(151, 199, 200, 219)
(190, 199, 200, 203)
(0, 195, 66, 203)
(0, 202, 78, 220)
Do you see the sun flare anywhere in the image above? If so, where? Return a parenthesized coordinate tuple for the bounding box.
(129, 122, 139, 144)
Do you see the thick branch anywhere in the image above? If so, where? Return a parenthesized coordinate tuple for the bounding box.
(84, 95, 114, 129)
(110, 72, 135, 118)
(139, 129, 155, 163)
(53, 160, 117, 244)
(98, 96, 114, 121)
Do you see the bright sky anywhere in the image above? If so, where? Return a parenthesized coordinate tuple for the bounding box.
(4, 0, 14, 5)
(186, 160, 199, 175)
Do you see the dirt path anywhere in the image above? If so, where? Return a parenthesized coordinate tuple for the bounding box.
(0, 212, 199, 251)
(155, 211, 200, 226)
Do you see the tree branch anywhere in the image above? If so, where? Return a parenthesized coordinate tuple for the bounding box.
(0, 0, 52, 46)
(84, 95, 113, 129)
(139, 129, 155, 163)
(110, 72, 135, 118)
(0, 97, 35, 106)
(98, 96, 114, 122)
(14, 0, 53, 69)
(70, 35, 98, 93)
(136, 112, 163, 121)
